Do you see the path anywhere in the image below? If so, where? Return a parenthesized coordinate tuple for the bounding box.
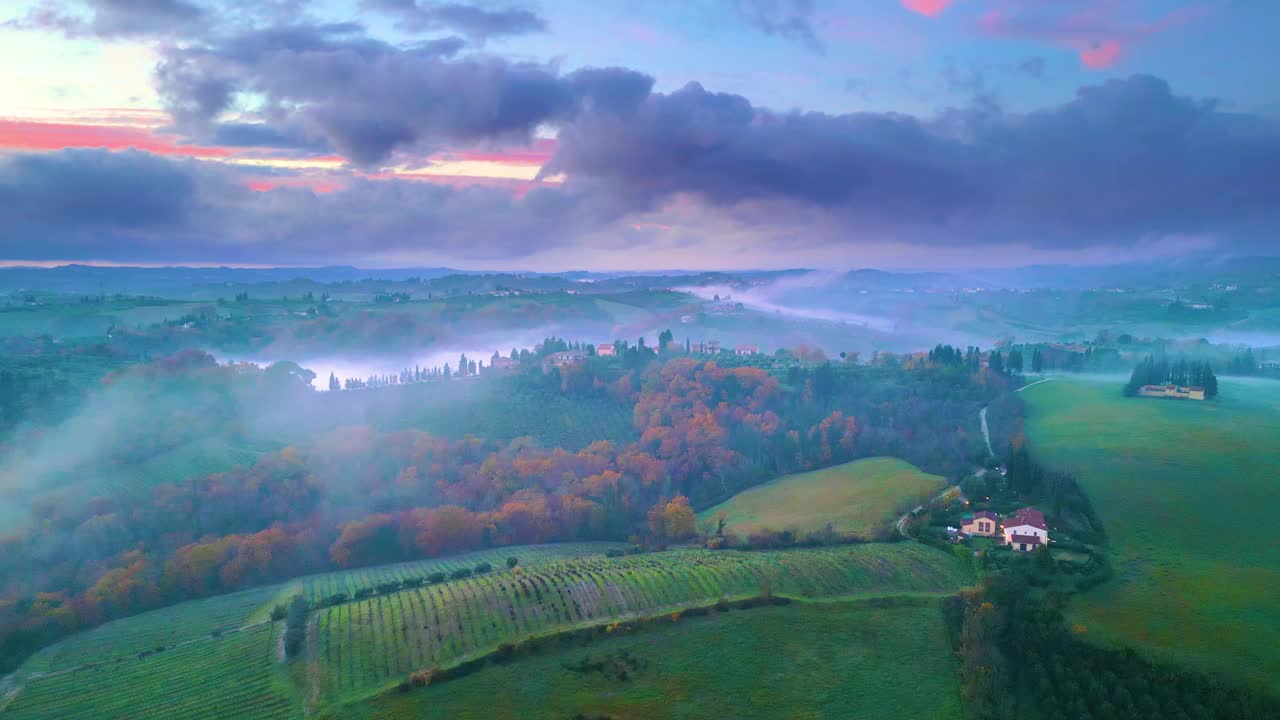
(1016, 377, 1053, 393)
(979, 407, 994, 458)
(896, 485, 958, 538)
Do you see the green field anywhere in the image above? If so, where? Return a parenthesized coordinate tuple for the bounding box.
(1, 623, 298, 720)
(348, 600, 963, 720)
(1023, 375, 1280, 692)
(3, 542, 969, 719)
(313, 543, 972, 704)
(698, 457, 946, 538)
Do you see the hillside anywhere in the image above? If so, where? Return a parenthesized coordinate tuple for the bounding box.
(1023, 376, 1280, 692)
(347, 600, 965, 720)
(1, 542, 971, 719)
(698, 457, 947, 539)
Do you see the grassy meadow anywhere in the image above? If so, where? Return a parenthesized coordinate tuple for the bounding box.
(697, 457, 946, 538)
(347, 599, 964, 720)
(1022, 375, 1280, 692)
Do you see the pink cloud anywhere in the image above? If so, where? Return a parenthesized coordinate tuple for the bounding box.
(1079, 40, 1123, 69)
(0, 119, 232, 158)
(978, 2, 1209, 71)
(901, 0, 954, 17)
(246, 177, 342, 194)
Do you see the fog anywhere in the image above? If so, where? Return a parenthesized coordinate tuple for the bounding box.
(678, 272, 898, 333)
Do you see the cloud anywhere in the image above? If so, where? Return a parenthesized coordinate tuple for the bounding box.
(3, 74, 1279, 267)
(363, 1, 546, 41)
(733, 0, 824, 54)
(978, 1, 1209, 71)
(6, 0, 204, 38)
(154, 23, 652, 165)
(543, 74, 1280, 248)
(0, 148, 598, 264)
(900, 0, 954, 18)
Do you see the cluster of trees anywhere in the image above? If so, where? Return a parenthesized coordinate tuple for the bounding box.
(1123, 356, 1219, 397)
(959, 565, 1280, 720)
(0, 345, 1014, 672)
(1224, 348, 1261, 375)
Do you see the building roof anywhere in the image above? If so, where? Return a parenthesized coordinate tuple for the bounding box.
(972, 511, 998, 521)
(1010, 534, 1042, 546)
(1007, 507, 1047, 531)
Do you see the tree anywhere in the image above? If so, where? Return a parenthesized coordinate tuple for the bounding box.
(658, 328, 674, 352)
(1031, 348, 1043, 373)
(647, 496, 696, 548)
(990, 351, 1005, 374)
(328, 372, 340, 392)
(458, 354, 469, 377)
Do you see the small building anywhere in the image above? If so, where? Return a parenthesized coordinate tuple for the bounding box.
(1138, 384, 1206, 401)
(595, 343, 616, 357)
(1001, 507, 1049, 550)
(707, 340, 721, 354)
(489, 356, 518, 372)
(542, 350, 586, 372)
(734, 344, 759, 356)
(961, 511, 999, 538)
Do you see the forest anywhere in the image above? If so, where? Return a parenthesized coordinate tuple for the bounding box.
(0, 343, 1013, 673)
(1122, 356, 1219, 397)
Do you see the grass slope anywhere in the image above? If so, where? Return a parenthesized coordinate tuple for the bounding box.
(349, 600, 963, 720)
(1023, 376, 1280, 692)
(698, 457, 946, 538)
(314, 543, 972, 704)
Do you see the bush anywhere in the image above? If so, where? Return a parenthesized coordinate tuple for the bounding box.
(506, 556, 519, 568)
(605, 549, 625, 558)
(450, 568, 473, 581)
(323, 593, 349, 606)
(353, 588, 374, 600)
(270, 604, 287, 621)
(427, 572, 446, 584)
(283, 594, 309, 658)
(402, 577, 424, 588)
(474, 562, 492, 574)
(376, 581, 402, 594)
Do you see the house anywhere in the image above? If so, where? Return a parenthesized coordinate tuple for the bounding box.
(961, 511, 999, 537)
(489, 356, 518, 372)
(734, 344, 759, 356)
(1001, 507, 1049, 551)
(542, 350, 586, 371)
(1138, 384, 1206, 400)
(707, 340, 721, 354)
(595, 343, 616, 357)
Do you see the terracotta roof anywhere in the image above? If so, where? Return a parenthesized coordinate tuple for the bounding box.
(1010, 534, 1042, 545)
(1008, 507, 1047, 530)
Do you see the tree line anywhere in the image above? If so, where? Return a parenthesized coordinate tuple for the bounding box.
(1123, 356, 1219, 397)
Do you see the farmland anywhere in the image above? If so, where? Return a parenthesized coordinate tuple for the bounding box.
(312, 543, 973, 703)
(1023, 375, 1280, 692)
(697, 457, 946, 538)
(1, 623, 298, 720)
(295, 543, 627, 605)
(347, 599, 964, 720)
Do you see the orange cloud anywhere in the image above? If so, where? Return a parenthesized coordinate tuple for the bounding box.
(901, 0, 954, 18)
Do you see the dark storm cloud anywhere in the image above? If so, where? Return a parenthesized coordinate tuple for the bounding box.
(6, 0, 204, 38)
(542, 74, 1280, 248)
(155, 23, 653, 165)
(0, 149, 598, 264)
(364, 0, 546, 41)
(733, 0, 823, 54)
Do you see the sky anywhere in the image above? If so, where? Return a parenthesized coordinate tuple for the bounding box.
(0, 0, 1277, 271)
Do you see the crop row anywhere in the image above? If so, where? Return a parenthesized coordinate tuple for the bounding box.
(301, 542, 626, 605)
(316, 543, 971, 699)
(3, 623, 298, 720)
(22, 585, 281, 673)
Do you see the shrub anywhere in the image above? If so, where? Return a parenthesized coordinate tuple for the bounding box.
(354, 588, 374, 600)
(324, 593, 349, 606)
(506, 556, 519, 568)
(474, 562, 492, 574)
(427, 572, 446, 584)
(606, 549, 625, 558)
(283, 594, 309, 658)
(270, 604, 287, 621)
(450, 568, 473, 581)
(376, 581, 402, 594)
(402, 577, 424, 588)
